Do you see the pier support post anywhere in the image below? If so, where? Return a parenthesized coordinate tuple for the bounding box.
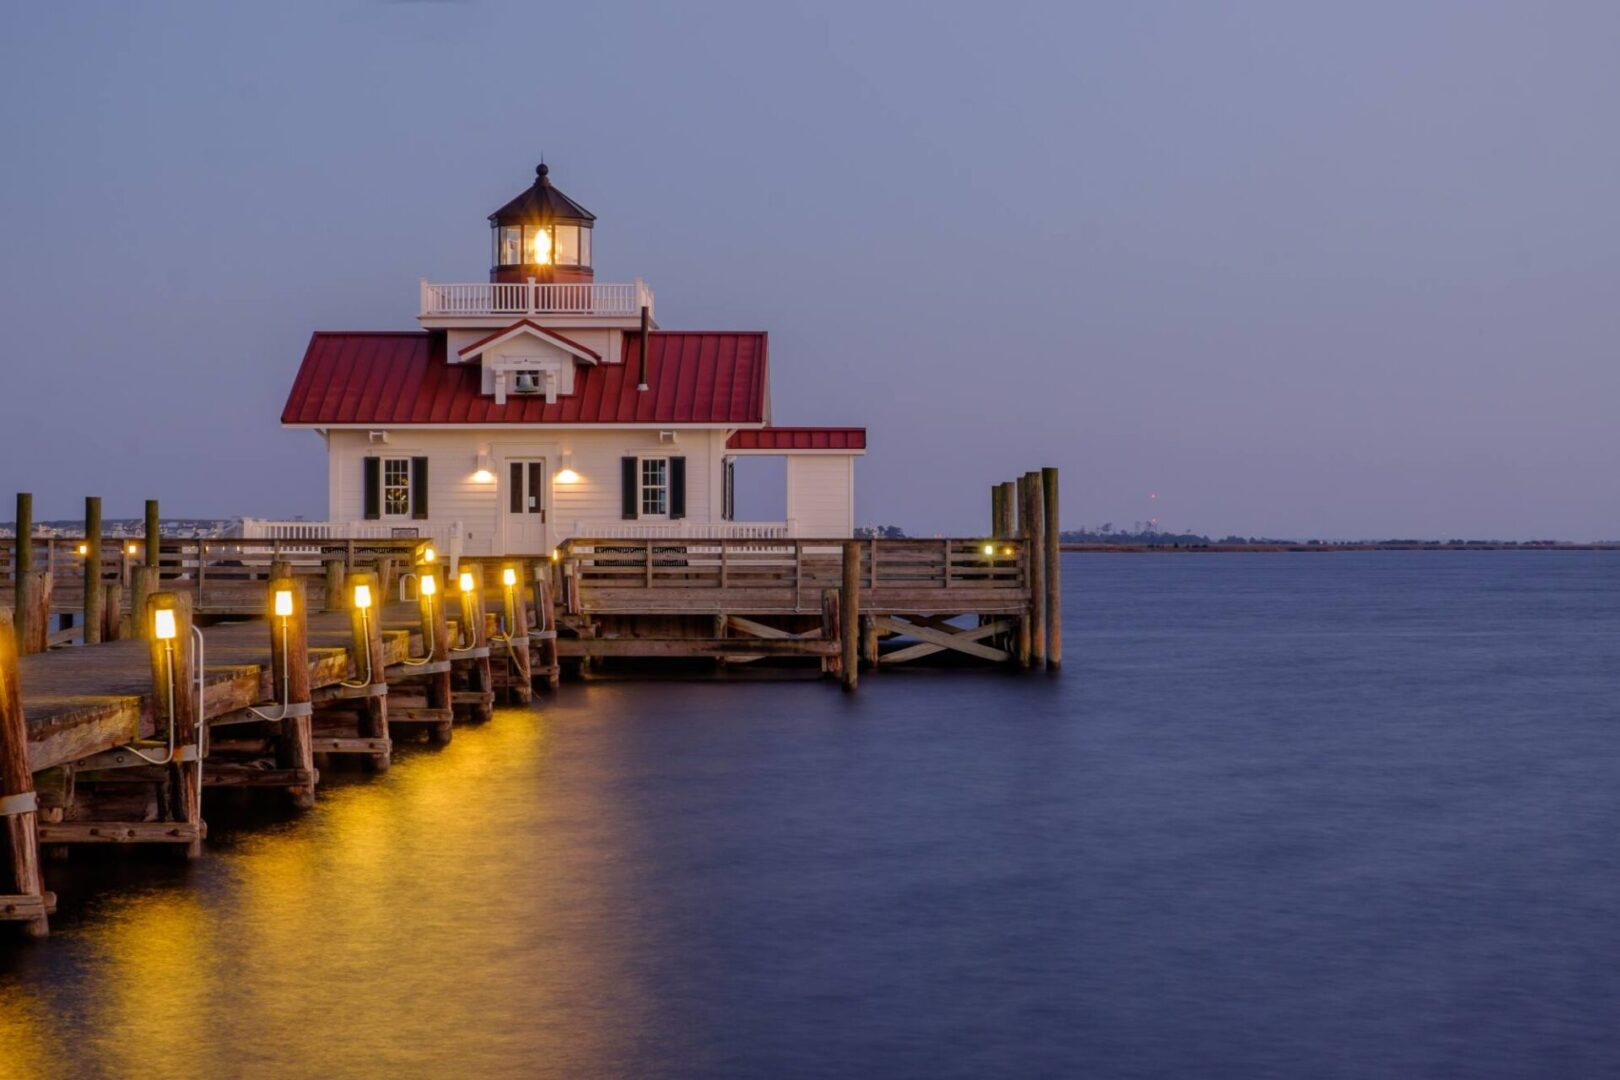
(459, 565, 494, 722)
(991, 484, 1005, 539)
(418, 564, 453, 744)
(101, 582, 122, 642)
(0, 611, 50, 937)
(146, 592, 203, 857)
(1021, 472, 1047, 668)
(1042, 467, 1062, 669)
(499, 562, 533, 705)
(840, 541, 860, 691)
(1000, 481, 1019, 538)
(13, 494, 36, 656)
(531, 565, 560, 690)
(345, 571, 390, 771)
(323, 558, 345, 613)
(144, 500, 160, 570)
(17, 571, 50, 656)
(131, 567, 158, 641)
(820, 588, 842, 679)
(269, 576, 316, 807)
(83, 496, 103, 645)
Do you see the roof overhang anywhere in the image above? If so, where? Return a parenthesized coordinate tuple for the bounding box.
(456, 320, 602, 365)
(726, 426, 866, 455)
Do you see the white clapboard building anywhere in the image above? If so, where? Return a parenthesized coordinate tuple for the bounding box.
(272, 164, 864, 557)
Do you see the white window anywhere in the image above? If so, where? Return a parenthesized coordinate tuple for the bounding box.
(383, 458, 411, 517)
(640, 457, 669, 517)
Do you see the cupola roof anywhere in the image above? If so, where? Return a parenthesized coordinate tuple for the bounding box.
(488, 163, 596, 225)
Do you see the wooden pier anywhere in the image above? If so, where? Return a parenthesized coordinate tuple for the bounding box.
(2, 472, 1062, 938)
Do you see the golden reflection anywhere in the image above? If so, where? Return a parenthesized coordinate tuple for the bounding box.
(0, 991, 69, 1076)
(1, 700, 666, 1076)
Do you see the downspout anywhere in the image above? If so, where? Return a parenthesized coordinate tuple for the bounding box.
(637, 304, 650, 391)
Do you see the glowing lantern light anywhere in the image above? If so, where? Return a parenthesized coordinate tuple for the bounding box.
(153, 608, 177, 641)
(421, 573, 437, 597)
(274, 589, 294, 618)
(423, 546, 436, 563)
(353, 583, 373, 610)
(459, 570, 475, 593)
(502, 567, 517, 587)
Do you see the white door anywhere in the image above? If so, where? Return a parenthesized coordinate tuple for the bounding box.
(503, 458, 549, 554)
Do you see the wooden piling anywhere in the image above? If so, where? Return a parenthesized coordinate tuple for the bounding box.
(1000, 480, 1019, 537)
(820, 588, 842, 679)
(144, 499, 160, 569)
(130, 566, 158, 641)
(531, 565, 560, 689)
(1042, 466, 1062, 669)
(840, 541, 860, 690)
(323, 558, 345, 613)
(83, 496, 103, 645)
(13, 494, 35, 656)
(17, 571, 50, 656)
(500, 562, 532, 705)
(101, 582, 122, 642)
(345, 570, 390, 771)
(0, 611, 50, 936)
(146, 592, 203, 857)
(268, 576, 316, 807)
(991, 484, 1005, 539)
(417, 565, 453, 744)
(1023, 471, 1047, 668)
(458, 565, 494, 722)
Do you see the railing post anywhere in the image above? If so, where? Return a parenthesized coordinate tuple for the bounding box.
(1, 610, 51, 936)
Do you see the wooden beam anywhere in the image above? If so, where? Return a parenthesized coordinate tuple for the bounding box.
(878, 618, 1012, 665)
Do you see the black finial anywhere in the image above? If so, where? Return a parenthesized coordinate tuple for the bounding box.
(536, 161, 549, 186)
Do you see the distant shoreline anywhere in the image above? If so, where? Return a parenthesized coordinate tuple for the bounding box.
(1060, 542, 1620, 553)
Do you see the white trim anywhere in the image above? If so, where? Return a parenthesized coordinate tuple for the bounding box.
(457, 322, 601, 365)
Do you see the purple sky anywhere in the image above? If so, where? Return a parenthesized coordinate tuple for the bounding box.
(3, 2, 1617, 539)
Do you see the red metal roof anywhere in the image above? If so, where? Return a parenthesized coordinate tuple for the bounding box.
(281, 330, 767, 425)
(727, 427, 865, 451)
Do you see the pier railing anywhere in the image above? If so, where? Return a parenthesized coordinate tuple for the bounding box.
(419, 279, 654, 318)
(558, 537, 1029, 615)
(0, 536, 426, 615)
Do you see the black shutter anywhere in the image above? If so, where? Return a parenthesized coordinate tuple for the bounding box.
(670, 457, 686, 520)
(723, 459, 735, 521)
(411, 457, 429, 519)
(621, 457, 638, 519)
(363, 457, 381, 520)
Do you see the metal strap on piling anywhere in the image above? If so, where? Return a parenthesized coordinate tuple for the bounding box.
(0, 791, 38, 816)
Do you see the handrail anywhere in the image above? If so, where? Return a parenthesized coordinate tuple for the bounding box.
(419, 279, 654, 318)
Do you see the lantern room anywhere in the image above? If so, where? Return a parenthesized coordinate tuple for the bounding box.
(489, 163, 596, 285)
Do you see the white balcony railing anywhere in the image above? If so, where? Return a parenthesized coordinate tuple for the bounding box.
(419, 279, 654, 319)
(567, 520, 794, 541)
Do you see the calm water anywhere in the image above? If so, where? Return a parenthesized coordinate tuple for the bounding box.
(3, 552, 1617, 1078)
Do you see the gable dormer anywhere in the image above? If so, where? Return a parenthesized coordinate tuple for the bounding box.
(457, 320, 602, 405)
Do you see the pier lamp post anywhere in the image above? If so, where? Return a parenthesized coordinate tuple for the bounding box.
(501, 566, 519, 637)
(453, 568, 479, 651)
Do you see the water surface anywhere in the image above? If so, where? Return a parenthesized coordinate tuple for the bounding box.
(3, 552, 1617, 1077)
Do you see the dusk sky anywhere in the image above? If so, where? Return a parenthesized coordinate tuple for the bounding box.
(3, 1, 1617, 539)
